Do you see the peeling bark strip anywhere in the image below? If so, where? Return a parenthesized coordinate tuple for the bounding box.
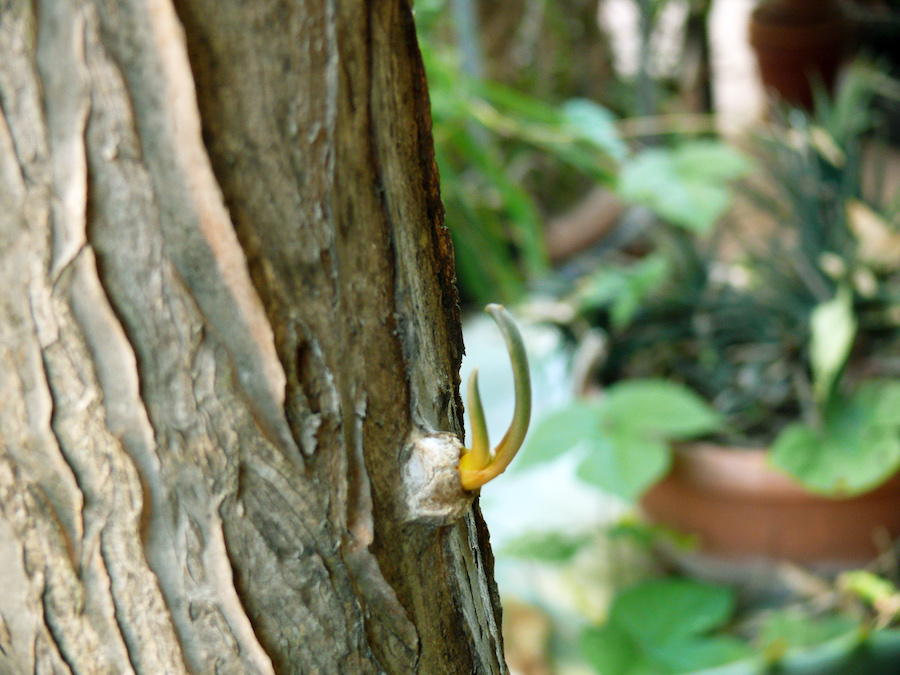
(1, 0, 506, 674)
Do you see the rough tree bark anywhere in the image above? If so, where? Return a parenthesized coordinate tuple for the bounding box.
(0, 0, 508, 673)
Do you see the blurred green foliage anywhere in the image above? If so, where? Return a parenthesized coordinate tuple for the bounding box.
(578, 575, 899, 675)
(580, 578, 752, 674)
(418, 27, 622, 302)
(518, 62, 900, 499)
(519, 379, 721, 501)
(414, 0, 746, 305)
(618, 141, 751, 232)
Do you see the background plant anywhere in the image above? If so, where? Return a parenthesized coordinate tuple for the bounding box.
(501, 525, 900, 674)
(415, 0, 745, 305)
(519, 62, 900, 499)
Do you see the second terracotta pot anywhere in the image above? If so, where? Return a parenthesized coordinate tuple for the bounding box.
(748, 0, 851, 109)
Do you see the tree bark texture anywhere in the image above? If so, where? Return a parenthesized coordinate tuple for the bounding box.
(0, 0, 507, 673)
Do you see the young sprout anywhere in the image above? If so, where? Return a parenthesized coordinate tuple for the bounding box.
(458, 304, 531, 490)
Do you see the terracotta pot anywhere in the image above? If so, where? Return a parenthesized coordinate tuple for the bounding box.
(641, 443, 900, 566)
(748, 0, 851, 109)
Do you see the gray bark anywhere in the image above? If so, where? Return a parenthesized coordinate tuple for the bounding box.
(0, 0, 507, 672)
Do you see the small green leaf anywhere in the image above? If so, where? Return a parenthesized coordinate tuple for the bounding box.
(516, 401, 603, 471)
(840, 570, 900, 610)
(760, 610, 858, 651)
(809, 285, 857, 405)
(576, 255, 670, 330)
(562, 98, 628, 161)
(576, 433, 671, 502)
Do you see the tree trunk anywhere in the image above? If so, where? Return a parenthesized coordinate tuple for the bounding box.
(0, 0, 507, 672)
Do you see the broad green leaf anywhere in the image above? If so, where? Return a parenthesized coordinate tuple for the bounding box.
(602, 379, 722, 439)
(775, 425, 900, 495)
(582, 580, 750, 675)
(617, 142, 750, 232)
(674, 183, 732, 234)
(576, 433, 671, 502)
(580, 624, 647, 675)
(618, 152, 729, 232)
(768, 424, 822, 486)
(651, 636, 751, 673)
(516, 401, 603, 471)
(610, 579, 736, 647)
(570, 380, 719, 500)
(770, 385, 900, 495)
(562, 98, 628, 161)
(809, 285, 857, 405)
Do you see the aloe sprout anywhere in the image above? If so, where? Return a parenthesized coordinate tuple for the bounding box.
(459, 304, 531, 490)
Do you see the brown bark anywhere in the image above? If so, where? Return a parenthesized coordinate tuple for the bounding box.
(0, 0, 506, 673)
